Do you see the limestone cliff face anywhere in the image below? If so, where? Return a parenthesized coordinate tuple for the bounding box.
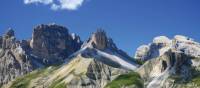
(135, 35, 200, 63)
(136, 35, 200, 88)
(30, 24, 82, 65)
(90, 29, 108, 50)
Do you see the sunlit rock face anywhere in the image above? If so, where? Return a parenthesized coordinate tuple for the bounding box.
(135, 35, 200, 63)
(137, 49, 193, 88)
(82, 29, 120, 51)
(136, 35, 200, 88)
(93, 30, 108, 50)
(173, 35, 200, 58)
(30, 24, 82, 65)
(135, 45, 150, 61)
(87, 29, 108, 50)
(82, 29, 135, 64)
(135, 36, 172, 61)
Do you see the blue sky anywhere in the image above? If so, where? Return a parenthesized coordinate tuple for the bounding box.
(0, 0, 200, 56)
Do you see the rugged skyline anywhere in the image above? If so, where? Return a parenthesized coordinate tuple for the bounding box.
(1, 0, 200, 55)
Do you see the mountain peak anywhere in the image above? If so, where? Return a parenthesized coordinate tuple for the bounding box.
(30, 24, 82, 65)
(153, 36, 171, 45)
(83, 29, 119, 51)
(135, 35, 200, 61)
(90, 29, 108, 50)
(4, 28, 15, 38)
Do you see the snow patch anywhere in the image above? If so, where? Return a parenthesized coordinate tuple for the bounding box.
(96, 49, 138, 70)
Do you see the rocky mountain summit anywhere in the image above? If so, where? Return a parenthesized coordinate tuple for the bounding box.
(135, 35, 200, 61)
(0, 24, 82, 86)
(1, 24, 200, 88)
(30, 24, 82, 65)
(135, 35, 200, 88)
(3, 29, 139, 88)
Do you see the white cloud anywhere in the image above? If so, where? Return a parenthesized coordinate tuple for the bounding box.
(24, 0, 53, 5)
(24, 0, 85, 11)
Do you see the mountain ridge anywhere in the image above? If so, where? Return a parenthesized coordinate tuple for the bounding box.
(0, 24, 200, 88)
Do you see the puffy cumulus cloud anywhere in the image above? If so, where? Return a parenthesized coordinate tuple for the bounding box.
(24, 0, 85, 11)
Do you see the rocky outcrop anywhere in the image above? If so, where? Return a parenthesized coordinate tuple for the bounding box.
(135, 35, 200, 62)
(82, 29, 134, 62)
(137, 49, 194, 88)
(135, 45, 150, 61)
(0, 29, 34, 85)
(2, 29, 16, 49)
(90, 29, 108, 50)
(136, 35, 200, 88)
(30, 24, 82, 65)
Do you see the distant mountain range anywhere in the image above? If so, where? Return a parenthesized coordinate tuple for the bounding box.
(0, 24, 200, 88)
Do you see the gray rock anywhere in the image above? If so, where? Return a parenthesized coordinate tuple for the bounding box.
(0, 36, 2, 48)
(0, 29, 34, 85)
(89, 29, 108, 50)
(0, 24, 83, 86)
(135, 35, 200, 62)
(82, 29, 134, 63)
(30, 24, 82, 65)
(137, 50, 193, 88)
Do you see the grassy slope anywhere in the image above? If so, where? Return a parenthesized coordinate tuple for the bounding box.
(105, 72, 143, 88)
(9, 57, 92, 88)
(9, 66, 58, 88)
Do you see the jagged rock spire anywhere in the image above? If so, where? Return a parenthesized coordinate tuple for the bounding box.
(1, 28, 16, 49)
(90, 29, 108, 50)
(4, 28, 15, 38)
